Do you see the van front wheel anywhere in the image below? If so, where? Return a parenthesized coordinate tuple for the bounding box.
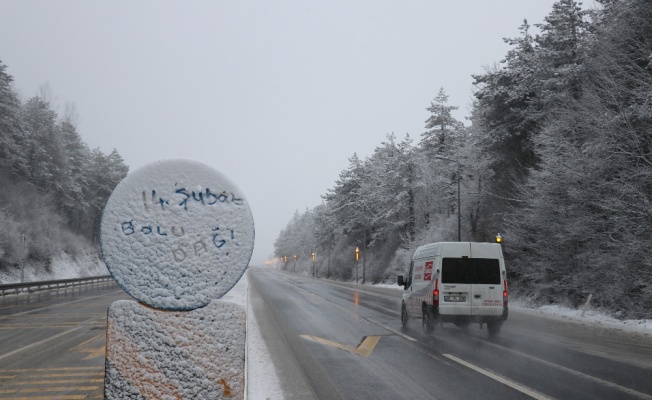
(422, 308, 434, 334)
(401, 302, 409, 327)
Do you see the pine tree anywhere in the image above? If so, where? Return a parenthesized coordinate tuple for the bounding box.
(421, 88, 463, 156)
(0, 60, 27, 177)
(22, 96, 63, 190)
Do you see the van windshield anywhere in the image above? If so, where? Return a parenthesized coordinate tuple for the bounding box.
(441, 258, 501, 284)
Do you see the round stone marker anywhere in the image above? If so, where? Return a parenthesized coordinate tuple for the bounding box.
(100, 159, 255, 310)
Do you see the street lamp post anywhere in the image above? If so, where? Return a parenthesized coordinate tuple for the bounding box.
(360, 204, 371, 284)
(355, 247, 359, 284)
(435, 155, 461, 242)
(311, 251, 316, 278)
(293, 255, 296, 274)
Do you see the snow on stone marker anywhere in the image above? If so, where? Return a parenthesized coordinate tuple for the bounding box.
(101, 159, 254, 399)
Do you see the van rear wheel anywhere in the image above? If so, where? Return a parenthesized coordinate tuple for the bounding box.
(487, 320, 502, 337)
(401, 302, 409, 327)
(422, 308, 434, 334)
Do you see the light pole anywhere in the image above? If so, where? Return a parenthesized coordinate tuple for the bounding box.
(435, 155, 461, 242)
(361, 203, 373, 284)
(293, 255, 297, 273)
(311, 251, 316, 278)
(355, 247, 359, 284)
(20, 234, 25, 283)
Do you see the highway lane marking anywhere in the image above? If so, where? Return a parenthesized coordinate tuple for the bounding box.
(0, 324, 103, 329)
(443, 353, 552, 399)
(0, 367, 103, 372)
(300, 335, 381, 357)
(0, 386, 100, 394)
(10, 379, 104, 385)
(480, 340, 652, 400)
(0, 316, 104, 362)
(272, 273, 418, 343)
(35, 372, 105, 377)
(0, 367, 105, 395)
(1, 397, 88, 400)
(71, 333, 106, 360)
(0, 289, 125, 319)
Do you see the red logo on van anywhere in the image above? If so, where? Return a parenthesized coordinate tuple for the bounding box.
(424, 261, 433, 281)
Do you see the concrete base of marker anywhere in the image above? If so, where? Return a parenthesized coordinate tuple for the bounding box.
(104, 300, 245, 399)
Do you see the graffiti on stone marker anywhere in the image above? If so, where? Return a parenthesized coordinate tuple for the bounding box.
(120, 188, 244, 262)
(142, 188, 244, 211)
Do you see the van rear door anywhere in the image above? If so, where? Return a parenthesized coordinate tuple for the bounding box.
(440, 258, 472, 315)
(468, 258, 502, 315)
(440, 257, 502, 315)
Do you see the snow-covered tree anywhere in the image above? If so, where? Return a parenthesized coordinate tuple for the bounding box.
(421, 88, 463, 157)
(0, 60, 27, 177)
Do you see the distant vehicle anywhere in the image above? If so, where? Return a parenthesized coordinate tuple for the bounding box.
(397, 242, 508, 336)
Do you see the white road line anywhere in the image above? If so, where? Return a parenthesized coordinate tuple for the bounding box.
(481, 340, 652, 400)
(443, 353, 552, 400)
(0, 290, 124, 319)
(0, 316, 103, 362)
(282, 274, 417, 342)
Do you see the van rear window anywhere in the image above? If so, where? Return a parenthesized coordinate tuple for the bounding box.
(441, 258, 500, 284)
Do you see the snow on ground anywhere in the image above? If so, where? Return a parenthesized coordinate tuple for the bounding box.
(511, 299, 652, 336)
(222, 269, 284, 400)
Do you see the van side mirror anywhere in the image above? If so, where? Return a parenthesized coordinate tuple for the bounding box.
(397, 275, 405, 287)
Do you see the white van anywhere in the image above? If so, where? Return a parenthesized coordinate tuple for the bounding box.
(397, 242, 508, 336)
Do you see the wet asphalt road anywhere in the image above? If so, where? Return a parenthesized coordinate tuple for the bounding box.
(0, 281, 130, 399)
(249, 267, 652, 400)
(2, 270, 651, 400)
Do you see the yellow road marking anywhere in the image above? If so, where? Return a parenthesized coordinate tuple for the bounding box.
(71, 333, 104, 350)
(300, 335, 380, 357)
(0, 325, 90, 329)
(11, 379, 104, 385)
(71, 333, 106, 360)
(0, 386, 99, 394)
(40, 372, 105, 378)
(81, 346, 105, 359)
(0, 367, 103, 373)
(1, 396, 87, 400)
(354, 335, 380, 356)
(0, 316, 104, 362)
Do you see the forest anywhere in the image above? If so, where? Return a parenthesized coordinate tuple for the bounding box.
(0, 62, 128, 278)
(273, 0, 652, 319)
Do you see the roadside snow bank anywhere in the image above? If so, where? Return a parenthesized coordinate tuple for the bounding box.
(513, 302, 652, 336)
(222, 270, 284, 400)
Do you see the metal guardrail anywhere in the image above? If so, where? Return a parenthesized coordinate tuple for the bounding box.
(0, 275, 114, 297)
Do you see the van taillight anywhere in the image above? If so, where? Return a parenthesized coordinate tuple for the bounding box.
(433, 279, 439, 306)
(503, 280, 509, 307)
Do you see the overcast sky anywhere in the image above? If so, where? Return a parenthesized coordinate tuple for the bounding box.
(0, 1, 573, 266)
